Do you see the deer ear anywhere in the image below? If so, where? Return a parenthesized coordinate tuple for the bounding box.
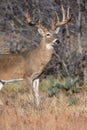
(38, 28, 45, 36)
(55, 27, 60, 34)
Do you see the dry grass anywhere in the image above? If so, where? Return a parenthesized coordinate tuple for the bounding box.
(39, 78, 87, 116)
(39, 78, 51, 92)
(2, 81, 27, 93)
(82, 81, 87, 90)
(0, 78, 87, 116)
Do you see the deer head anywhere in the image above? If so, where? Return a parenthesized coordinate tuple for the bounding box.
(25, 3, 71, 50)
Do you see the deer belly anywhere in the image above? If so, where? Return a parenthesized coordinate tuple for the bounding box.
(0, 65, 25, 80)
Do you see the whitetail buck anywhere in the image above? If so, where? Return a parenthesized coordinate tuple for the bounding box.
(0, 4, 71, 106)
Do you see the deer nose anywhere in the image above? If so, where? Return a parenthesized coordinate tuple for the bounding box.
(51, 38, 58, 47)
(54, 39, 60, 45)
(52, 39, 60, 46)
(55, 39, 60, 44)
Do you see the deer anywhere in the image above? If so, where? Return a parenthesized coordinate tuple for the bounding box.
(0, 3, 71, 106)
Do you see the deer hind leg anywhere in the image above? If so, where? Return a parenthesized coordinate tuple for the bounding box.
(32, 78, 40, 106)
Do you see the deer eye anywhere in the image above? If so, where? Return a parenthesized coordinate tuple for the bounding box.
(46, 33, 51, 38)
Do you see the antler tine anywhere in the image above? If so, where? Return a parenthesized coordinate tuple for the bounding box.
(36, 19, 42, 28)
(51, 19, 55, 30)
(56, 2, 71, 27)
(67, 6, 70, 19)
(25, 9, 32, 23)
(25, 9, 35, 25)
(61, 3, 65, 21)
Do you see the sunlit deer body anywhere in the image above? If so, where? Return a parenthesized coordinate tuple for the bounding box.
(0, 3, 71, 106)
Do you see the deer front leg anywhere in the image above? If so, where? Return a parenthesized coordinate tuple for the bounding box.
(25, 77, 34, 103)
(32, 78, 40, 106)
(26, 77, 40, 106)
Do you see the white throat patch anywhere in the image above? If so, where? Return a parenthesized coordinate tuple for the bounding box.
(46, 44, 53, 50)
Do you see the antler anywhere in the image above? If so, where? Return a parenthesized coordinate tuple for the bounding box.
(51, 19, 55, 30)
(25, 10, 48, 32)
(56, 3, 71, 27)
(25, 9, 35, 25)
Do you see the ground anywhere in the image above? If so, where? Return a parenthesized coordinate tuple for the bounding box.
(0, 81, 87, 130)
